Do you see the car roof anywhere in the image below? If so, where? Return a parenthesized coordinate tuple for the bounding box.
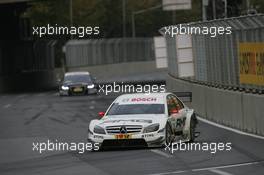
(65, 71, 90, 76)
(115, 93, 170, 104)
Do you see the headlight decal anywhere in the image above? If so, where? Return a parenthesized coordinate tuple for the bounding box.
(143, 123, 159, 133)
(93, 125, 106, 134)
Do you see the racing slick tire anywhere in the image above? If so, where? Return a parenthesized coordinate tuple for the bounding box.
(165, 123, 174, 145)
(189, 116, 197, 142)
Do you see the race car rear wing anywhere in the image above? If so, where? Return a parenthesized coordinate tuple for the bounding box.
(173, 92, 192, 102)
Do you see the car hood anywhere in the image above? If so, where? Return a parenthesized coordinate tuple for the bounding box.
(97, 114, 167, 128)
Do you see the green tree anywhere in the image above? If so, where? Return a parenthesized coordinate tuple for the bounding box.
(251, 0, 264, 13)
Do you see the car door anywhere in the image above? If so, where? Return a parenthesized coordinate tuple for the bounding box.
(166, 94, 186, 132)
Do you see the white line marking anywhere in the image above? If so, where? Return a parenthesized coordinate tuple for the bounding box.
(209, 169, 233, 175)
(192, 161, 261, 172)
(3, 104, 11, 108)
(149, 170, 186, 175)
(197, 116, 264, 140)
(150, 149, 173, 158)
(147, 161, 262, 175)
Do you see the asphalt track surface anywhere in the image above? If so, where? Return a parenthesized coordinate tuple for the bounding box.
(0, 92, 263, 175)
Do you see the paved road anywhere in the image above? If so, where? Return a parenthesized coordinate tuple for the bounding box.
(0, 92, 263, 175)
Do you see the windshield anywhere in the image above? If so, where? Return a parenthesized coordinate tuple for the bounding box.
(107, 103, 165, 115)
(64, 74, 92, 84)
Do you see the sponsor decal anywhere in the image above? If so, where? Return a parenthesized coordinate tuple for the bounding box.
(142, 133, 155, 138)
(131, 97, 157, 102)
(239, 43, 264, 86)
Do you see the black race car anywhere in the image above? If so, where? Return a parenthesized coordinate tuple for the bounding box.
(59, 72, 97, 96)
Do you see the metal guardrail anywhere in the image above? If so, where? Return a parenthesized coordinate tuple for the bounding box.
(175, 76, 264, 95)
(162, 14, 264, 91)
(64, 38, 155, 68)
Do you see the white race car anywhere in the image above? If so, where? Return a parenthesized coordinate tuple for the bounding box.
(88, 93, 198, 149)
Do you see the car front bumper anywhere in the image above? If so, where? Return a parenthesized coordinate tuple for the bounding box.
(88, 131, 166, 148)
(59, 87, 97, 96)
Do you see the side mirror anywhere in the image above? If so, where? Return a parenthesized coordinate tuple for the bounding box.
(98, 111, 105, 118)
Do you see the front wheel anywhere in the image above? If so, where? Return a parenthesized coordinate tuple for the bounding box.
(189, 118, 196, 142)
(165, 123, 173, 144)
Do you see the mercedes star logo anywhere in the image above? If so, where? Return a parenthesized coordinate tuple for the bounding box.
(120, 126, 127, 134)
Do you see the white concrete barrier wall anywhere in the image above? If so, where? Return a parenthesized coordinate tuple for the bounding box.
(166, 75, 264, 136)
(192, 83, 207, 118)
(242, 94, 264, 135)
(67, 61, 158, 80)
(205, 88, 243, 130)
(0, 61, 159, 93)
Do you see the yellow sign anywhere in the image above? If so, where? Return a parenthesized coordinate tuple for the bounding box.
(239, 43, 264, 86)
